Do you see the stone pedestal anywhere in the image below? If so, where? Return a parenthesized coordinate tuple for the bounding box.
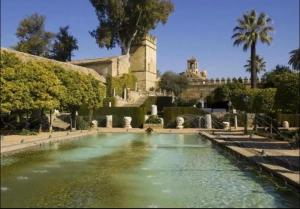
(234, 115, 238, 129)
(176, 117, 184, 129)
(222, 122, 230, 130)
(151, 105, 158, 116)
(106, 115, 113, 128)
(283, 121, 289, 129)
(124, 117, 132, 129)
(205, 114, 212, 129)
(91, 120, 98, 129)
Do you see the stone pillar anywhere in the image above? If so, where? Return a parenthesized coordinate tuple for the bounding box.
(198, 116, 203, 128)
(108, 102, 112, 107)
(176, 117, 184, 129)
(113, 88, 116, 97)
(124, 117, 132, 129)
(205, 114, 212, 129)
(106, 115, 113, 128)
(200, 100, 204, 108)
(151, 105, 158, 116)
(233, 109, 238, 129)
(123, 88, 127, 100)
(135, 82, 138, 92)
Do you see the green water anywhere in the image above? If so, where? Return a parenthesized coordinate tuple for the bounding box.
(1, 133, 299, 208)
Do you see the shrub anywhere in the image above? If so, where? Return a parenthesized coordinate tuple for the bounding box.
(145, 115, 162, 124)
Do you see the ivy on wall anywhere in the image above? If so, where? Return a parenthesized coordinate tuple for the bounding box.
(106, 73, 137, 97)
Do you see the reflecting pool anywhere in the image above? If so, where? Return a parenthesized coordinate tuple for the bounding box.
(1, 133, 299, 208)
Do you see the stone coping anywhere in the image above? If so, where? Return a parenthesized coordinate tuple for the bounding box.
(199, 131, 300, 191)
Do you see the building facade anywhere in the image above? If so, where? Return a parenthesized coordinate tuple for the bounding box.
(71, 35, 158, 91)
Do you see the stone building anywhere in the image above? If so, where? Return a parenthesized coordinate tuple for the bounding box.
(180, 57, 254, 103)
(71, 35, 158, 91)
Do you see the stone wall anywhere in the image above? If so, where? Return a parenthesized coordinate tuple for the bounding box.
(1, 48, 106, 83)
(71, 55, 130, 78)
(181, 77, 262, 101)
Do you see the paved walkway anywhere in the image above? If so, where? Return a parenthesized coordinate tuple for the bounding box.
(199, 131, 300, 190)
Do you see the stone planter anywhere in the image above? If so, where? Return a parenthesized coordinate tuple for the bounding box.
(123, 117, 132, 129)
(176, 117, 184, 129)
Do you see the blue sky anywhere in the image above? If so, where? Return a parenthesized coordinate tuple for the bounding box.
(1, 0, 299, 78)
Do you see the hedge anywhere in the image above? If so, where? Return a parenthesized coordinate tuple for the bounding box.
(277, 114, 300, 127)
(163, 107, 206, 128)
(94, 107, 145, 128)
(141, 96, 173, 114)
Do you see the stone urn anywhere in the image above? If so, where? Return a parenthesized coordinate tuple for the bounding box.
(282, 121, 289, 129)
(106, 115, 113, 128)
(91, 120, 98, 128)
(124, 117, 132, 129)
(222, 122, 230, 130)
(176, 117, 184, 129)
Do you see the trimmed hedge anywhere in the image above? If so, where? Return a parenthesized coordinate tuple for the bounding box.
(277, 114, 300, 127)
(163, 107, 206, 128)
(141, 96, 173, 114)
(94, 107, 145, 128)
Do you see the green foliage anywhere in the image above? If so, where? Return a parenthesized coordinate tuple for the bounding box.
(210, 82, 277, 113)
(14, 13, 54, 56)
(232, 10, 274, 88)
(159, 71, 189, 97)
(288, 48, 300, 70)
(107, 73, 137, 96)
(163, 107, 206, 128)
(145, 115, 162, 124)
(262, 65, 294, 88)
(103, 97, 116, 107)
(244, 55, 266, 75)
(274, 72, 299, 113)
(1, 50, 106, 131)
(89, 0, 174, 54)
(1, 51, 63, 113)
(76, 116, 90, 130)
(93, 107, 145, 128)
(50, 26, 79, 61)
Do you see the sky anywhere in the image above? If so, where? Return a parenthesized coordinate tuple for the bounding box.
(1, 0, 299, 78)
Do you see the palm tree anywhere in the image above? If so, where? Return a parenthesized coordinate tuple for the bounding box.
(244, 55, 266, 76)
(288, 48, 300, 71)
(232, 10, 274, 88)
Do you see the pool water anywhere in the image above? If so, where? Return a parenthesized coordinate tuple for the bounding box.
(1, 133, 299, 208)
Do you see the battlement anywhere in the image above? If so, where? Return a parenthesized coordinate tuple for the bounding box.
(188, 77, 264, 85)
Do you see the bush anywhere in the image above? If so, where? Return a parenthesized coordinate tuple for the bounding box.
(145, 115, 162, 124)
(76, 116, 90, 130)
(106, 73, 137, 97)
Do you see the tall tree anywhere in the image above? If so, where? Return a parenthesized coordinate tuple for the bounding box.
(288, 48, 300, 71)
(89, 0, 174, 56)
(159, 71, 188, 97)
(14, 13, 54, 56)
(244, 55, 266, 75)
(50, 26, 79, 61)
(232, 10, 273, 88)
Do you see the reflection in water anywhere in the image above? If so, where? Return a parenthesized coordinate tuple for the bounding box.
(1, 133, 299, 208)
